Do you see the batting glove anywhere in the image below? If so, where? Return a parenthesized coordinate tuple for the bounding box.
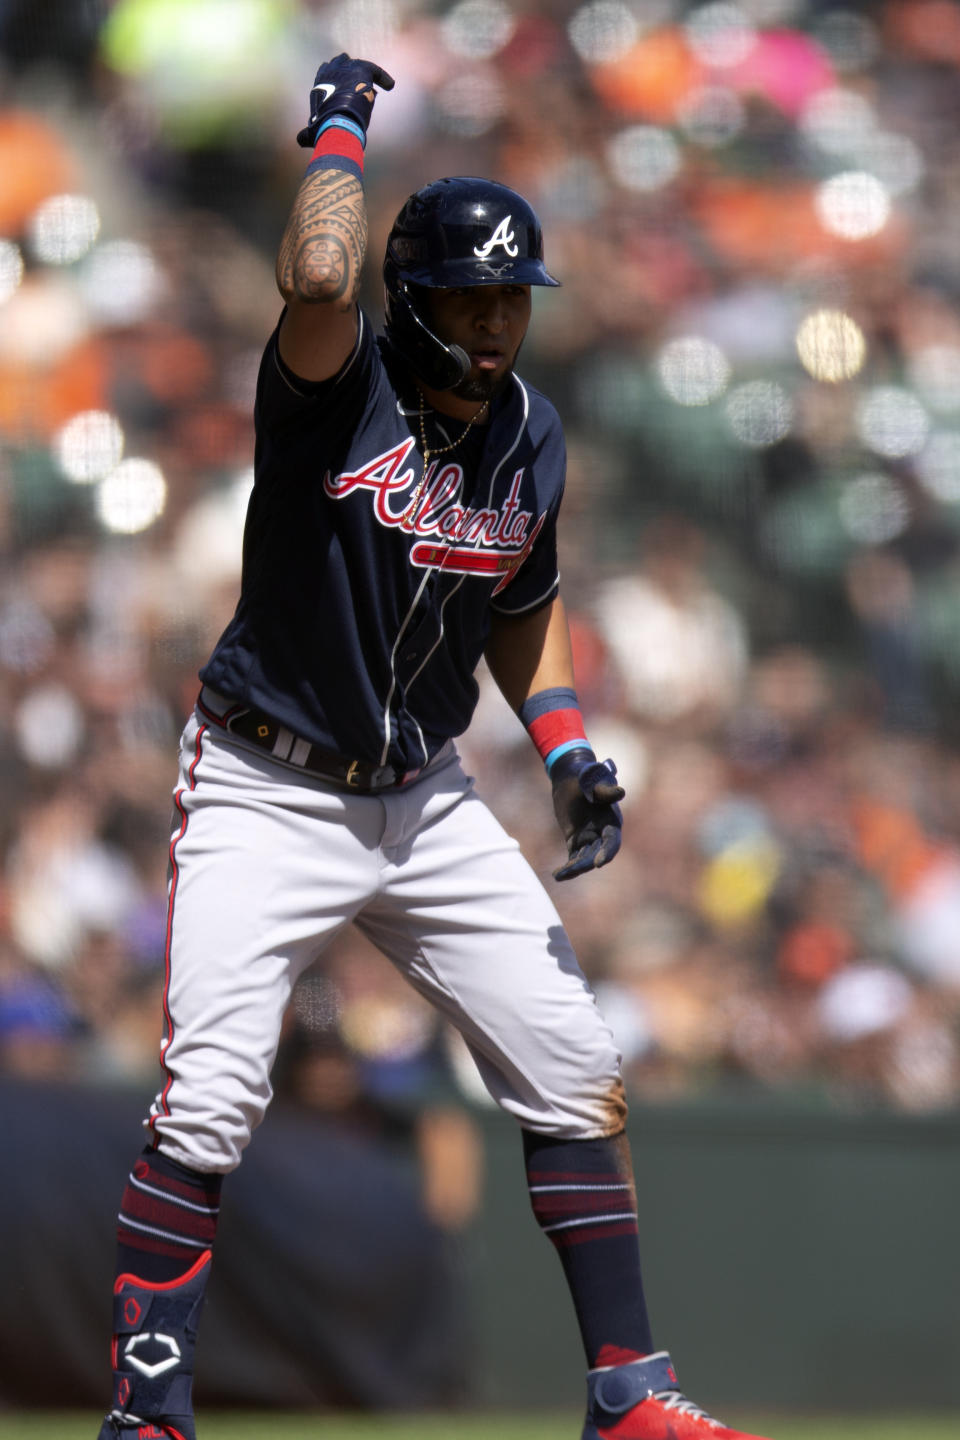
(550, 748, 625, 882)
(296, 53, 395, 148)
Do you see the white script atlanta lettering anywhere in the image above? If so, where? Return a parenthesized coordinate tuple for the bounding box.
(323, 438, 546, 589)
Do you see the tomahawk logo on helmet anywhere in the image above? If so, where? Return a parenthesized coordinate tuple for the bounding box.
(383, 176, 560, 390)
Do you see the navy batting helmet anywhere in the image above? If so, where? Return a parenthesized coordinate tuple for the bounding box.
(383, 176, 560, 390)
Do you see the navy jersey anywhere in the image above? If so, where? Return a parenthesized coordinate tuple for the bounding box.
(200, 309, 566, 771)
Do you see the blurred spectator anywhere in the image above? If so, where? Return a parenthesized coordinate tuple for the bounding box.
(0, 955, 77, 1080)
(595, 514, 750, 732)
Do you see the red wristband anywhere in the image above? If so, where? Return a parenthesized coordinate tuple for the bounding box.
(519, 687, 590, 772)
(306, 120, 365, 180)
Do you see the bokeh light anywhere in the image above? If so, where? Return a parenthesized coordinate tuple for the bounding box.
(100, 0, 291, 144)
(815, 170, 890, 241)
(104, 0, 290, 72)
(915, 432, 960, 503)
(0, 273, 90, 365)
(838, 472, 911, 544)
(725, 380, 793, 447)
(606, 126, 682, 192)
(28, 194, 101, 265)
(78, 239, 164, 325)
(568, 1, 637, 65)
(14, 684, 86, 769)
(96, 458, 168, 534)
(657, 336, 731, 406)
(817, 965, 913, 1042)
(442, 0, 515, 59)
(434, 71, 505, 137)
(799, 87, 876, 158)
(795, 309, 866, 382)
(856, 385, 929, 459)
(0, 240, 24, 303)
(684, 3, 757, 69)
(54, 411, 125, 485)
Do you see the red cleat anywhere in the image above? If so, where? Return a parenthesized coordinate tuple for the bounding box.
(97, 1418, 190, 1440)
(582, 1352, 774, 1440)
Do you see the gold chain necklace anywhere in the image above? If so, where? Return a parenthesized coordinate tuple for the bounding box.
(417, 390, 490, 470)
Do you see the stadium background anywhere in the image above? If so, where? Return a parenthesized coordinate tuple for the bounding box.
(0, 0, 959, 1427)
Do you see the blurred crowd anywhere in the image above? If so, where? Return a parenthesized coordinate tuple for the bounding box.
(2, 0, 960, 1148)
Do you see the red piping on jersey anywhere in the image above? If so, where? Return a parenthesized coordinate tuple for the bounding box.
(153, 724, 207, 1129)
(196, 693, 245, 729)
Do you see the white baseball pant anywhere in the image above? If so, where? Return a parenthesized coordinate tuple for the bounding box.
(149, 709, 626, 1173)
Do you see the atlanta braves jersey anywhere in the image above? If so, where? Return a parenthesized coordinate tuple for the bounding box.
(200, 307, 566, 773)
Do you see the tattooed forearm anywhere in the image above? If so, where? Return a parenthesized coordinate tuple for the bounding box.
(276, 170, 367, 306)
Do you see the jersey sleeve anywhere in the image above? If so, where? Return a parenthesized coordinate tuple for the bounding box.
(489, 406, 565, 616)
(488, 504, 561, 615)
(255, 307, 377, 439)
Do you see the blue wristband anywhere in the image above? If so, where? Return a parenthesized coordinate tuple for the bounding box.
(545, 740, 593, 776)
(317, 115, 367, 148)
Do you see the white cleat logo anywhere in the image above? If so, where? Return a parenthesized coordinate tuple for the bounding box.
(124, 1332, 181, 1379)
(474, 216, 519, 259)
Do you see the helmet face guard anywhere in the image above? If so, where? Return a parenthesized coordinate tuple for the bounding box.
(383, 176, 560, 390)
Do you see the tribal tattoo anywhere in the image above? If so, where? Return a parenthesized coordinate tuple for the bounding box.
(276, 170, 367, 306)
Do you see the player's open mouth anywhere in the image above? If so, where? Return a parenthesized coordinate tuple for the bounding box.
(472, 349, 504, 371)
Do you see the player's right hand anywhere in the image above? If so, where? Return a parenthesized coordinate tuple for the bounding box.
(296, 53, 395, 148)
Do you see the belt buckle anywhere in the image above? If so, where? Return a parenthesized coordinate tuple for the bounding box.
(344, 760, 396, 791)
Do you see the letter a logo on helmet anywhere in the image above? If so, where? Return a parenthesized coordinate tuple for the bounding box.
(474, 216, 519, 260)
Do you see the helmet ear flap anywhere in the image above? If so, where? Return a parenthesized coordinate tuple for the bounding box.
(383, 263, 471, 391)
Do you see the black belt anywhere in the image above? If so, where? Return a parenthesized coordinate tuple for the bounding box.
(197, 688, 420, 792)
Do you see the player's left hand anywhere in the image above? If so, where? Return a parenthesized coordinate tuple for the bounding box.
(550, 749, 624, 881)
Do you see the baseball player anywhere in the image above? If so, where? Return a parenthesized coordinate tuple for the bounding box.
(96, 55, 773, 1440)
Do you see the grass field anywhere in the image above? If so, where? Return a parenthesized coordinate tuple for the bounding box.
(5, 1413, 960, 1440)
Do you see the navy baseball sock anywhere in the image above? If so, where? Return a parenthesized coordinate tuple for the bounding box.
(116, 1145, 222, 1283)
(523, 1130, 654, 1367)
